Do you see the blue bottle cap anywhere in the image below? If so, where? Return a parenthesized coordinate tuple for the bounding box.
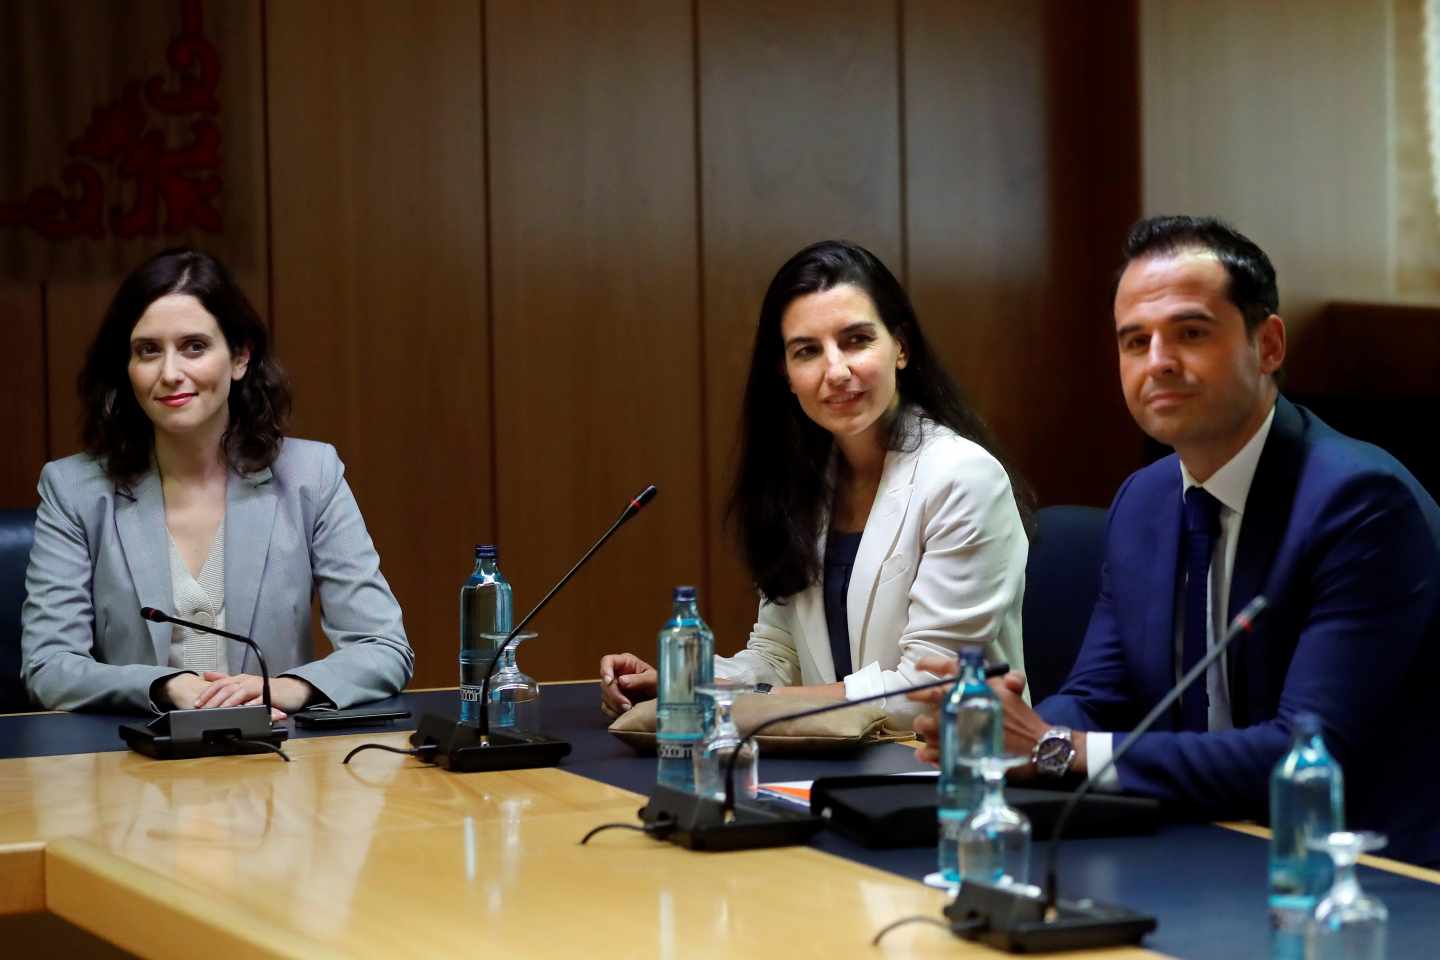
(476, 544, 498, 560)
(673, 585, 696, 601)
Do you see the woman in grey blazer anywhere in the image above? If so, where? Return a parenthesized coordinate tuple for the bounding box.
(600, 240, 1031, 726)
(21, 249, 413, 715)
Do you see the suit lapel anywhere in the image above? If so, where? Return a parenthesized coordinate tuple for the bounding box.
(1141, 465, 1183, 721)
(1227, 397, 1304, 726)
(114, 471, 172, 664)
(848, 441, 920, 670)
(224, 465, 278, 671)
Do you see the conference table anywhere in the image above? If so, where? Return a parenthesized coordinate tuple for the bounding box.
(0, 683, 1435, 959)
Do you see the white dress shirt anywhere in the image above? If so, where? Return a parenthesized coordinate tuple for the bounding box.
(1086, 404, 1276, 787)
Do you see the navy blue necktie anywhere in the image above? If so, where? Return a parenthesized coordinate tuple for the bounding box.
(1179, 487, 1222, 732)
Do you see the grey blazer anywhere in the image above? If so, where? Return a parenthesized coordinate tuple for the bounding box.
(21, 439, 414, 712)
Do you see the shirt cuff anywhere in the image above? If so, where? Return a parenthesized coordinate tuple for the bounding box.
(1084, 732, 1122, 790)
(843, 661, 885, 702)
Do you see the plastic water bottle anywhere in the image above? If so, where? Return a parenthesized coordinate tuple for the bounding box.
(937, 648, 1003, 883)
(1269, 712, 1344, 960)
(655, 586, 714, 793)
(458, 544, 512, 726)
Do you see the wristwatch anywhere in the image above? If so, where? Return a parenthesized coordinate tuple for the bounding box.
(1032, 727, 1076, 778)
(754, 683, 773, 694)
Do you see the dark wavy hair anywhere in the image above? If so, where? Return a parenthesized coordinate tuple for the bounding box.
(727, 240, 1033, 602)
(79, 248, 291, 487)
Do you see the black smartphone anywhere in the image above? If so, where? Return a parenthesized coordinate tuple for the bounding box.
(292, 706, 411, 729)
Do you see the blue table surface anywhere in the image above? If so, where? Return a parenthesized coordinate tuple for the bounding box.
(3, 682, 1435, 959)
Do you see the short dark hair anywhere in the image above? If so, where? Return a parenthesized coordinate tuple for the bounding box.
(1122, 215, 1279, 333)
(727, 239, 1032, 602)
(79, 248, 291, 487)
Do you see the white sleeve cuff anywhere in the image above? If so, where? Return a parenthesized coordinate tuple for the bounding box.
(842, 660, 885, 701)
(1084, 732, 1122, 790)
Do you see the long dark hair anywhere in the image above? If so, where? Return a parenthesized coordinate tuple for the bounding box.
(727, 240, 1032, 602)
(79, 248, 291, 487)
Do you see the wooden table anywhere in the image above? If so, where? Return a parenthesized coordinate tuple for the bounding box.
(3, 687, 1435, 959)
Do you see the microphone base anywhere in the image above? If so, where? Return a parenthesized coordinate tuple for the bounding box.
(120, 705, 288, 761)
(637, 784, 825, 851)
(944, 879, 1156, 953)
(408, 713, 572, 772)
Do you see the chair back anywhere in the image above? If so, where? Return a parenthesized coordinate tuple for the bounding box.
(0, 508, 37, 712)
(1023, 505, 1107, 704)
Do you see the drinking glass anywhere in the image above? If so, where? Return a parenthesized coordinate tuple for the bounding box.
(954, 754, 1032, 888)
(480, 632, 539, 733)
(1305, 831, 1387, 960)
(693, 682, 757, 802)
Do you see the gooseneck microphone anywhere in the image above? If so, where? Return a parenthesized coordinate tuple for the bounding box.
(477, 483, 658, 741)
(118, 606, 290, 762)
(720, 661, 1013, 818)
(937, 595, 1270, 953)
(399, 484, 659, 773)
(140, 607, 274, 710)
(608, 659, 1010, 852)
(1040, 595, 1270, 914)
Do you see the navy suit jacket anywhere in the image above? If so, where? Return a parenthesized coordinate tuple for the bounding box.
(1039, 397, 1440, 867)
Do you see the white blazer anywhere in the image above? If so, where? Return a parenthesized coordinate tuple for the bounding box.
(716, 416, 1028, 726)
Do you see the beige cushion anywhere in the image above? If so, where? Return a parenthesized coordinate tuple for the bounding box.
(608, 693, 910, 755)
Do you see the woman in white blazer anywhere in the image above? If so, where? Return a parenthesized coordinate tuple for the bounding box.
(21, 249, 412, 716)
(601, 240, 1029, 727)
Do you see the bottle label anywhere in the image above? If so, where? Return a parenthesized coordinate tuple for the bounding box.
(657, 740, 694, 760)
(460, 684, 484, 703)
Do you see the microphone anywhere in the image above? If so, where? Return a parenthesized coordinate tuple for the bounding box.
(407, 484, 659, 773)
(941, 595, 1270, 953)
(477, 483, 658, 740)
(140, 607, 274, 711)
(118, 607, 290, 762)
(623, 659, 1010, 852)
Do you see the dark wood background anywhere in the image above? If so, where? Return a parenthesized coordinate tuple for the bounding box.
(1, 0, 1146, 687)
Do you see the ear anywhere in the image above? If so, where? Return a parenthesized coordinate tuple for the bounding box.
(231, 343, 251, 381)
(1255, 314, 1285, 375)
(895, 335, 909, 370)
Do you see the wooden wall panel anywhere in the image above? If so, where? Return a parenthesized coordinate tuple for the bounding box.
(0, 285, 46, 507)
(905, 0, 1141, 510)
(698, 0, 903, 653)
(43, 281, 114, 460)
(266, 0, 490, 688)
(486, 0, 703, 680)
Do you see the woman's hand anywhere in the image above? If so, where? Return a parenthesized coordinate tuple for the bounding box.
(195, 672, 315, 719)
(161, 672, 210, 710)
(599, 653, 657, 716)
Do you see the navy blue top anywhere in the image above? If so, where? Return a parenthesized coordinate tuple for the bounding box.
(823, 531, 864, 680)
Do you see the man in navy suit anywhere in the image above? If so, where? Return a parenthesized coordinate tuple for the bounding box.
(913, 215, 1440, 866)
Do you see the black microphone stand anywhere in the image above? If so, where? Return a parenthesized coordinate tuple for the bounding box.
(628, 668, 1006, 852)
(941, 596, 1269, 953)
(408, 485, 658, 773)
(119, 607, 290, 761)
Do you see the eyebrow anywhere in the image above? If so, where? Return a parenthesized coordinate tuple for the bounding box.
(784, 321, 879, 349)
(1115, 310, 1214, 339)
(129, 331, 215, 344)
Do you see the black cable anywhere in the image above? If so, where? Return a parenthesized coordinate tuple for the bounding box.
(869, 914, 968, 946)
(230, 738, 290, 762)
(342, 742, 438, 765)
(579, 809, 677, 845)
(578, 822, 653, 845)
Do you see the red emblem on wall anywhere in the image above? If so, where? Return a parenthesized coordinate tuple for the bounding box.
(0, 0, 223, 240)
